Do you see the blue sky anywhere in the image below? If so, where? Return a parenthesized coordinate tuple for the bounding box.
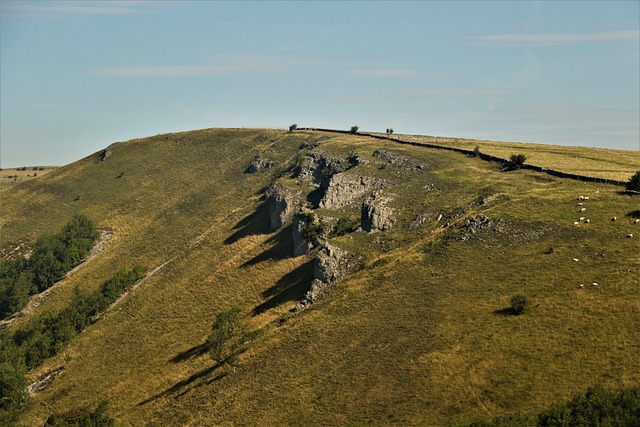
(1, 0, 638, 167)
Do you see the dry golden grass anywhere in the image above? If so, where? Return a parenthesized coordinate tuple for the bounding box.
(371, 132, 640, 182)
(1, 129, 638, 426)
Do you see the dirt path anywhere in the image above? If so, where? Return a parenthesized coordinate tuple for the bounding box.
(0, 230, 113, 328)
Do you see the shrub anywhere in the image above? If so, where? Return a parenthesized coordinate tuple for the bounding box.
(504, 154, 527, 171)
(386, 128, 394, 136)
(350, 126, 359, 134)
(473, 146, 481, 157)
(510, 295, 528, 315)
(289, 123, 297, 132)
(330, 217, 357, 237)
(626, 170, 640, 192)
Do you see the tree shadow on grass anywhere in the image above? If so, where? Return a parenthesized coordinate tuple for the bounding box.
(251, 260, 314, 315)
(224, 200, 271, 245)
(169, 342, 209, 364)
(241, 225, 293, 267)
(494, 307, 518, 316)
(137, 364, 226, 406)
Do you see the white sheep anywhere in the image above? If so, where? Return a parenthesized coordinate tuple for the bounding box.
(577, 202, 584, 206)
(584, 197, 590, 200)
(585, 219, 590, 223)
(580, 208, 587, 212)
(579, 217, 585, 221)
(573, 258, 579, 262)
(573, 221, 580, 226)
(577, 284, 585, 288)
(635, 219, 640, 224)
(577, 196, 585, 200)
(611, 217, 617, 221)
(626, 234, 634, 238)
(592, 282, 599, 287)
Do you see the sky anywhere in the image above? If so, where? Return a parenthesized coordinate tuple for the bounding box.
(1, 0, 639, 167)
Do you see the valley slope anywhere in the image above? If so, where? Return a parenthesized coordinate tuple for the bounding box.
(1, 128, 639, 426)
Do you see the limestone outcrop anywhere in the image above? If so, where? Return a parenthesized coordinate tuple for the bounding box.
(245, 156, 277, 173)
(319, 174, 384, 210)
(266, 184, 303, 231)
(296, 243, 362, 309)
(292, 213, 315, 257)
(361, 193, 395, 232)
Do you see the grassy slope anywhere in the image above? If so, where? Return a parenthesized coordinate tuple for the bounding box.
(1, 129, 638, 426)
(371, 132, 640, 182)
(0, 167, 58, 191)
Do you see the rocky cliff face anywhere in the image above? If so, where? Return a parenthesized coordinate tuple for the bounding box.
(319, 174, 384, 210)
(361, 193, 395, 232)
(292, 213, 314, 257)
(296, 243, 362, 309)
(266, 184, 303, 231)
(296, 152, 352, 186)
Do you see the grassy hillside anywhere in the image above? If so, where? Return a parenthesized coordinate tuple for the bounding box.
(1, 128, 638, 426)
(1, 166, 57, 191)
(371, 132, 639, 182)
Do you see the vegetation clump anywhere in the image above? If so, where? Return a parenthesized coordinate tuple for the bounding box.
(350, 126, 359, 134)
(510, 294, 528, 315)
(504, 153, 527, 171)
(470, 385, 640, 427)
(626, 170, 640, 192)
(0, 214, 99, 320)
(44, 400, 114, 427)
(207, 307, 259, 366)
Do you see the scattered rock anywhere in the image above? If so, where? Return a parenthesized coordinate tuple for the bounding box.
(373, 149, 426, 172)
(296, 152, 352, 186)
(245, 156, 277, 173)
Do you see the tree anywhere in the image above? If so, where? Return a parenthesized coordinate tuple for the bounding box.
(386, 128, 394, 137)
(350, 126, 359, 134)
(289, 124, 297, 132)
(626, 170, 640, 192)
(208, 307, 243, 364)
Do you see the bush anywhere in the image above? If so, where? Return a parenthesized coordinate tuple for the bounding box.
(626, 170, 640, 192)
(330, 217, 357, 238)
(289, 123, 297, 132)
(504, 154, 527, 171)
(510, 295, 528, 315)
(350, 126, 359, 134)
(473, 146, 481, 157)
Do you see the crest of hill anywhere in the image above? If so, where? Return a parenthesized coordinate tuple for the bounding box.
(1, 128, 638, 426)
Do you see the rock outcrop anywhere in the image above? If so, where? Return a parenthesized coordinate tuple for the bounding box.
(319, 174, 384, 210)
(266, 184, 303, 231)
(245, 156, 277, 173)
(361, 193, 395, 232)
(373, 149, 425, 172)
(98, 147, 112, 162)
(296, 152, 352, 186)
(292, 213, 315, 257)
(296, 243, 362, 309)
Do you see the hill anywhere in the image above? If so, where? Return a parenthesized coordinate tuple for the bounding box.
(1, 128, 639, 426)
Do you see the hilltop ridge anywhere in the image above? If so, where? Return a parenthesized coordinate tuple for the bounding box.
(1, 128, 638, 426)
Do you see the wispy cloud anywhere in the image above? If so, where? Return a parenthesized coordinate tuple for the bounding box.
(0, 1, 173, 17)
(471, 30, 639, 45)
(89, 55, 420, 79)
(343, 68, 418, 79)
(89, 54, 286, 77)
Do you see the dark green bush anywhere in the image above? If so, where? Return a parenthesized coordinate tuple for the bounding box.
(504, 154, 527, 171)
(510, 295, 528, 315)
(350, 126, 359, 134)
(0, 214, 99, 320)
(626, 170, 640, 192)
